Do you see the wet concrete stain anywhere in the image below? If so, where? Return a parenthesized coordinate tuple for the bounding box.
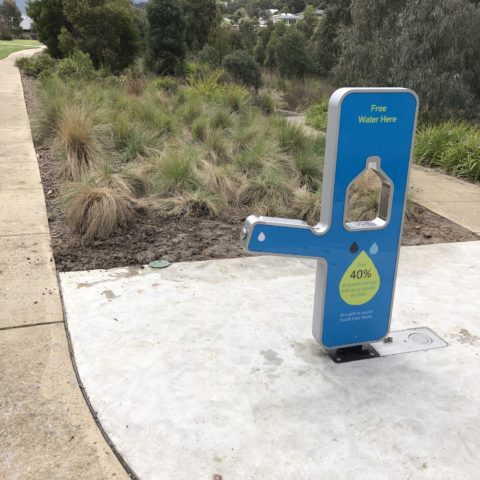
(260, 349, 284, 366)
(290, 339, 324, 364)
(447, 328, 480, 345)
(101, 289, 119, 300)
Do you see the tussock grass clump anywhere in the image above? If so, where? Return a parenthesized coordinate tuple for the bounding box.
(293, 187, 321, 225)
(415, 121, 480, 180)
(345, 170, 382, 223)
(149, 147, 201, 194)
(88, 163, 150, 197)
(33, 78, 70, 143)
(54, 105, 105, 181)
(154, 190, 225, 218)
(240, 164, 294, 216)
(277, 120, 310, 153)
(61, 183, 135, 243)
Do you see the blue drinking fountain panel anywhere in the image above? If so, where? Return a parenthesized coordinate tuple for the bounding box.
(241, 88, 418, 349)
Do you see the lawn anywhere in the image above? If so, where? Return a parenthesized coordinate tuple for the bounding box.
(0, 40, 42, 60)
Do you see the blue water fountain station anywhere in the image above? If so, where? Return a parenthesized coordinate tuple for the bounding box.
(241, 88, 418, 362)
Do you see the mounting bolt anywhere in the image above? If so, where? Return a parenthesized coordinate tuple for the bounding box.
(241, 227, 248, 240)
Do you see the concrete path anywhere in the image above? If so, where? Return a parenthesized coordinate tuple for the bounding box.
(410, 165, 480, 235)
(60, 242, 480, 480)
(0, 50, 129, 479)
(288, 115, 480, 234)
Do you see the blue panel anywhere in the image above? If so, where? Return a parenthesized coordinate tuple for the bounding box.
(245, 89, 418, 348)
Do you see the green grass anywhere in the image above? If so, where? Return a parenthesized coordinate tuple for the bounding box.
(415, 122, 480, 181)
(0, 40, 41, 60)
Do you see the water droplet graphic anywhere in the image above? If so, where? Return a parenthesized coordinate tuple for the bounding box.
(339, 251, 380, 306)
(258, 232, 266, 242)
(370, 242, 379, 255)
(349, 242, 359, 253)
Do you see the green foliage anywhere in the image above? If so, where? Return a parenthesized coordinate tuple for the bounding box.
(309, 0, 351, 76)
(305, 101, 328, 130)
(275, 29, 309, 78)
(27, 0, 66, 57)
(147, 0, 186, 75)
(239, 18, 257, 53)
(60, 0, 140, 72)
(153, 76, 179, 94)
(415, 122, 480, 180)
(0, 0, 22, 39)
(15, 53, 56, 77)
(180, 0, 218, 52)
(222, 50, 261, 90)
(55, 50, 97, 80)
(254, 91, 275, 115)
(277, 119, 310, 153)
(332, 0, 480, 121)
(150, 147, 201, 194)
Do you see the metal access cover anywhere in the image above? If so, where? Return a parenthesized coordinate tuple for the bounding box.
(373, 327, 447, 357)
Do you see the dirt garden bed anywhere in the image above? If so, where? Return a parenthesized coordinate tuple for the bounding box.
(21, 75, 479, 272)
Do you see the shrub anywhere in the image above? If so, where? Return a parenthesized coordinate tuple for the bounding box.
(55, 50, 97, 80)
(222, 50, 262, 90)
(153, 76, 178, 94)
(62, 183, 135, 243)
(305, 101, 329, 131)
(15, 54, 57, 78)
(60, 0, 141, 72)
(275, 30, 309, 79)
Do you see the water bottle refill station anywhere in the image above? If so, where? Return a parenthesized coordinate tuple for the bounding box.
(241, 88, 447, 362)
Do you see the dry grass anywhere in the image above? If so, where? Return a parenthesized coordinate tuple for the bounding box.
(54, 105, 104, 181)
(34, 69, 336, 241)
(153, 190, 225, 218)
(61, 183, 135, 243)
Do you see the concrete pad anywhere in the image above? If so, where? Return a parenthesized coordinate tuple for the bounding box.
(0, 189, 49, 235)
(61, 242, 480, 480)
(0, 160, 42, 190)
(0, 323, 129, 480)
(0, 234, 63, 329)
(410, 165, 480, 234)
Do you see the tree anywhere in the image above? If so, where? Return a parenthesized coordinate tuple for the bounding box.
(223, 50, 262, 90)
(332, 0, 404, 85)
(275, 29, 309, 78)
(296, 4, 318, 40)
(27, 0, 68, 57)
(59, 0, 140, 72)
(0, 0, 22, 39)
(393, 0, 480, 120)
(146, 0, 185, 75)
(180, 0, 218, 52)
(309, 0, 351, 76)
(239, 18, 257, 53)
